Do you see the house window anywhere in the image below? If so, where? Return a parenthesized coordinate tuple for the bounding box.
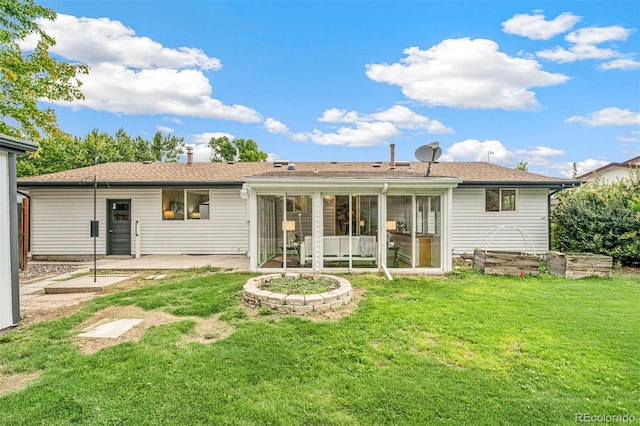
(162, 189, 210, 220)
(486, 189, 516, 212)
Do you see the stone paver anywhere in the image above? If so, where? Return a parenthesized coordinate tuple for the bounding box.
(44, 275, 135, 294)
(78, 319, 143, 339)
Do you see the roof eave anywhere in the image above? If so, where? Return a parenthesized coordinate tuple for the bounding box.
(18, 180, 244, 189)
(0, 134, 38, 154)
(458, 180, 581, 189)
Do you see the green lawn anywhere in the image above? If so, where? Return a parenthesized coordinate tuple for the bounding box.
(1, 270, 638, 425)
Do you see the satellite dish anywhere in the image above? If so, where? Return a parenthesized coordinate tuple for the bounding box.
(414, 142, 442, 176)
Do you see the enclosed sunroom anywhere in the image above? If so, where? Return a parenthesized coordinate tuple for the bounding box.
(244, 173, 461, 273)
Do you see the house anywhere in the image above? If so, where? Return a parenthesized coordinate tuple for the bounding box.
(17, 151, 578, 274)
(1, 134, 38, 331)
(577, 155, 640, 184)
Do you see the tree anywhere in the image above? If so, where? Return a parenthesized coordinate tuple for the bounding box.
(515, 161, 528, 171)
(208, 136, 267, 162)
(16, 128, 183, 176)
(150, 131, 184, 162)
(552, 172, 640, 266)
(16, 133, 82, 176)
(0, 0, 88, 140)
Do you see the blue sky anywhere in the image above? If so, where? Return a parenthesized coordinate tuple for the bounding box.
(32, 1, 640, 177)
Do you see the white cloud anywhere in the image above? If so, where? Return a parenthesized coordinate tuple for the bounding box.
(366, 38, 569, 110)
(187, 144, 213, 162)
(513, 146, 566, 166)
(445, 139, 513, 163)
(190, 132, 235, 144)
(502, 12, 581, 40)
(266, 105, 449, 148)
(599, 58, 640, 71)
(565, 26, 632, 45)
(157, 125, 174, 133)
(186, 132, 239, 162)
(26, 14, 261, 122)
(25, 14, 221, 70)
(552, 159, 612, 178)
(444, 139, 565, 167)
(266, 152, 281, 162)
(320, 105, 453, 133)
(309, 122, 401, 147)
(616, 134, 640, 143)
(536, 25, 636, 65)
(537, 44, 619, 63)
(55, 64, 261, 121)
(566, 107, 640, 127)
(263, 118, 308, 142)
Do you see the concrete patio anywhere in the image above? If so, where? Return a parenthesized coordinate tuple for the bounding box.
(19, 255, 250, 316)
(94, 254, 250, 271)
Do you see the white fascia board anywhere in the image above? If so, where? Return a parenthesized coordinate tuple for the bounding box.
(244, 177, 462, 193)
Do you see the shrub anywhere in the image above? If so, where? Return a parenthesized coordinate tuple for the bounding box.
(552, 170, 640, 266)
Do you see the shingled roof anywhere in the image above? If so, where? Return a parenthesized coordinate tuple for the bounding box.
(18, 160, 578, 188)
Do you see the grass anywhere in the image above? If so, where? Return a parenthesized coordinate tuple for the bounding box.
(259, 275, 338, 295)
(1, 269, 639, 425)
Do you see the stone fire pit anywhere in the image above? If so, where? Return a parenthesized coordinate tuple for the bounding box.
(242, 273, 352, 314)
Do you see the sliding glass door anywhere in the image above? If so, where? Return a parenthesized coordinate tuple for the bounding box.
(386, 195, 441, 268)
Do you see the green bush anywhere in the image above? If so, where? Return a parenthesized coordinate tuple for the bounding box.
(552, 170, 640, 266)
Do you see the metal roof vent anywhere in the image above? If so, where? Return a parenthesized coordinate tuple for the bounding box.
(287, 163, 296, 171)
(372, 162, 381, 168)
(274, 160, 289, 168)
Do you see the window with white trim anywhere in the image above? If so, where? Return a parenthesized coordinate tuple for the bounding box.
(485, 189, 516, 212)
(162, 189, 210, 220)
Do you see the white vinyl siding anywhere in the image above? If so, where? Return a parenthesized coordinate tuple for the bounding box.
(0, 152, 13, 329)
(584, 167, 639, 184)
(451, 188, 549, 256)
(29, 188, 248, 257)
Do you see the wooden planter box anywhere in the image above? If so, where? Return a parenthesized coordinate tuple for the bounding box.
(473, 249, 540, 276)
(546, 251, 613, 278)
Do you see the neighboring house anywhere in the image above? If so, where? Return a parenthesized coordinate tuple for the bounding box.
(18, 155, 578, 273)
(577, 155, 640, 184)
(1, 134, 38, 331)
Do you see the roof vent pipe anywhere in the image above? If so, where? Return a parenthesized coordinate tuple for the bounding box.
(390, 144, 396, 169)
(186, 146, 194, 166)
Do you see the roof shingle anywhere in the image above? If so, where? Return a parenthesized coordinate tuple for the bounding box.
(18, 161, 577, 187)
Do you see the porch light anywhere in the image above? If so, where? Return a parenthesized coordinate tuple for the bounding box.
(163, 210, 174, 220)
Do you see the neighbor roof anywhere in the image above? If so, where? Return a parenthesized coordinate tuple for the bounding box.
(17, 160, 579, 189)
(576, 155, 640, 180)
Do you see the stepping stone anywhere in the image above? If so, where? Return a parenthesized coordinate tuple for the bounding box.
(145, 274, 166, 280)
(78, 319, 143, 339)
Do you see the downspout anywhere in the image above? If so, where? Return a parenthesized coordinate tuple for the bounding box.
(8, 152, 20, 326)
(380, 182, 392, 280)
(548, 185, 569, 252)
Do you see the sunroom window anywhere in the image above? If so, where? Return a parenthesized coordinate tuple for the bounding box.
(162, 189, 210, 220)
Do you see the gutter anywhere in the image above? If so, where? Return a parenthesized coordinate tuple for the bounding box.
(18, 181, 245, 189)
(459, 181, 582, 189)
